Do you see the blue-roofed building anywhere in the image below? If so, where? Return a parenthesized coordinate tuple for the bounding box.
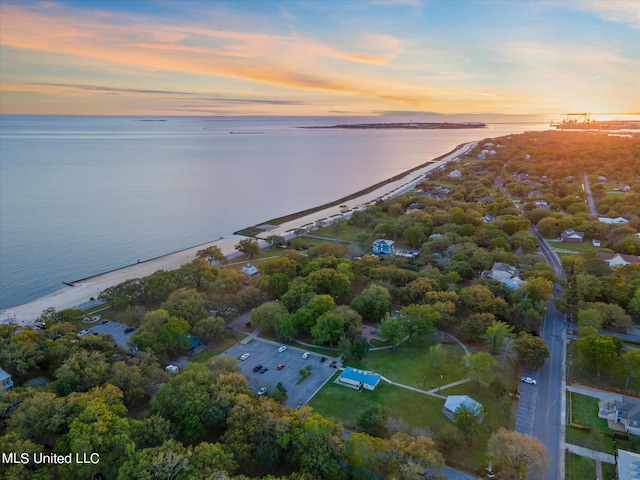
(0, 367, 14, 391)
(372, 239, 395, 256)
(443, 395, 483, 421)
(338, 366, 381, 391)
(176, 334, 205, 352)
(617, 449, 640, 479)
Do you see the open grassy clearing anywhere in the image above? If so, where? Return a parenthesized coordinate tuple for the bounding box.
(547, 240, 603, 253)
(348, 341, 467, 389)
(564, 453, 615, 480)
(565, 425, 636, 453)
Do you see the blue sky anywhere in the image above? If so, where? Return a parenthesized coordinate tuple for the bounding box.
(1, 0, 638, 115)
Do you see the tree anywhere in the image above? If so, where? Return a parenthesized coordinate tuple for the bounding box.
(435, 424, 463, 454)
(381, 432, 445, 480)
(403, 226, 427, 248)
(281, 277, 316, 312)
(351, 284, 392, 321)
(482, 320, 514, 354)
(453, 402, 483, 445)
(116, 439, 190, 480)
(0, 328, 46, 374)
(311, 313, 345, 346)
(487, 428, 549, 479)
(250, 301, 287, 333)
(400, 304, 438, 344)
(576, 334, 618, 377)
(196, 245, 226, 264)
(458, 284, 508, 317)
(379, 315, 408, 348)
(161, 288, 208, 326)
(344, 431, 385, 479)
(620, 350, 640, 388)
(463, 351, 497, 388)
(266, 234, 286, 247)
(235, 238, 260, 259)
(459, 312, 495, 342)
(357, 404, 389, 437)
(192, 316, 227, 341)
(54, 350, 111, 396)
(427, 344, 447, 369)
(515, 332, 549, 369)
(577, 308, 604, 330)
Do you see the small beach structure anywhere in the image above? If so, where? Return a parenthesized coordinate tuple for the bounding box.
(442, 395, 483, 421)
(372, 239, 395, 256)
(338, 366, 381, 391)
(0, 367, 14, 390)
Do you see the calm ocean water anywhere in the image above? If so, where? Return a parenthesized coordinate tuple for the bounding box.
(0, 114, 550, 310)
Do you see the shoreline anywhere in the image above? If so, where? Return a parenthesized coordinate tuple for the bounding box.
(0, 141, 478, 325)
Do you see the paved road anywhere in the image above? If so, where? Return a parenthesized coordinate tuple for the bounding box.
(582, 172, 598, 216)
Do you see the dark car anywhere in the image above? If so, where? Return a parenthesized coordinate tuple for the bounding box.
(259, 366, 269, 373)
(320, 356, 327, 363)
(99, 320, 109, 325)
(124, 327, 136, 334)
(253, 365, 263, 372)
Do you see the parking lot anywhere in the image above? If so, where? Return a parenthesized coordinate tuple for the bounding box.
(222, 340, 339, 408)
(85, 321, 134, 351)
(515, 368, 538, 435)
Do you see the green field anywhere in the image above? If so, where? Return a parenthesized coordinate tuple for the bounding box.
(565, 453, 616, 480)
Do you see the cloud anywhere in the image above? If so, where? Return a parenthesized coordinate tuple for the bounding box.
(574, 0, 640, 28)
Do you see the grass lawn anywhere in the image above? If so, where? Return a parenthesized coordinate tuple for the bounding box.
(547, 240, 602, 253)
(565, 425, 636, 454)
(312, 222, 372, 243)
(565, 453, 596, 480)
(348, 341, 467, 389)
(568, 392, 609, 430)
(309, 339, 516, 473)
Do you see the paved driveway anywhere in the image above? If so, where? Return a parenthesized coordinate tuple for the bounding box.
(223, 340, 338, 408)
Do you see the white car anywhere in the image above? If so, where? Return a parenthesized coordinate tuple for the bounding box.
(277, 346, 287, 353)
(302, 352, 310, 359)
(521, 376, 537, 385)
(165, 365, 179, 373)
(257, 387, 267, 396)
(77, 329, 90, 336)
(240, 353, 250, 361)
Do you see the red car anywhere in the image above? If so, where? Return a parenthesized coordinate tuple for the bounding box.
(277, 363, 285, 370)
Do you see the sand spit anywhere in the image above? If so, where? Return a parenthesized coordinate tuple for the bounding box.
(1, 142, 476, 325)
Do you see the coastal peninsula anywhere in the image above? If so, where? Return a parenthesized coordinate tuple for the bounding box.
(300, 121, 486, 130)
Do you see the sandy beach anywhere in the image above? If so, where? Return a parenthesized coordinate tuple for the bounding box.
(0, 141, 476, 325)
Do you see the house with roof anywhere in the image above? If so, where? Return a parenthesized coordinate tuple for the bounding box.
(373, 239, 395, 256)
(597, 253, 640, 267)
(561, 228, 584, 243)
(598, 396, 640, 436)
(484, 262, 525, 290)
(534, 200, 549, 209)
(617, 449, 640, 479)
(447, 169, 462, 178)
(443, 395, 483, 421)
(0, 367, 13, 391)
(338, 367, 381, 391)
(241, 263, 259, 276)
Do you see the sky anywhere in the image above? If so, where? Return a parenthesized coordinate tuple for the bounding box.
(0, 0, 638, 116)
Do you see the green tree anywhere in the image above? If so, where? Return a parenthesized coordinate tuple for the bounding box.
(235, 238, 260, 258)
(116, 439, 190, 480)
(0, 328, 46, 374)
(427, 344, 447, 369)
(344, 431, 385, 479)
(281, 277, 315, 312)
(577, 334, 618, 377)
(577, 308, 604, 330)
(403, 226, 427, 248)
(487, 428, 549, 479)
(196, 244, 226, 264)
(400, 304, 438, 344)
(379, 315, 408, 348)
(351, 284, 392, 321)
(515, 332, 549, 369)
(357, 404, 389, 437)
(162, 288, 208, 326)
(620, 350, 640, 388)
(250, 301, 288, 333)
(266, 234, 286, 247)
(482, 320, 514, 354)
(192, 316, 227, 341)
(54, 350, 111, 396)
(453, 402, 483, 446)
(311, 313, 345, 346)
(435, 424, 463, 455)
(459, 312, 495, 342)
(463, 351, 497, 388)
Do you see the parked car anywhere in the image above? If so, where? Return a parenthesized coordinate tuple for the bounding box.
(99, 320, 109, 325)
(240, 353, 250, 361)
(277, 346, 287, 353)
(253, 365, 263, 372)
(124, 327, 136, 334)
(302, 352, 310, 359)
(257, 387, 267, 396)
(277, 363, 285, 370)
(165, 365, 179, 373)
(521, 376, 537, 385)
(77, 329, 89, 336)
(259, 366, 269, 373)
